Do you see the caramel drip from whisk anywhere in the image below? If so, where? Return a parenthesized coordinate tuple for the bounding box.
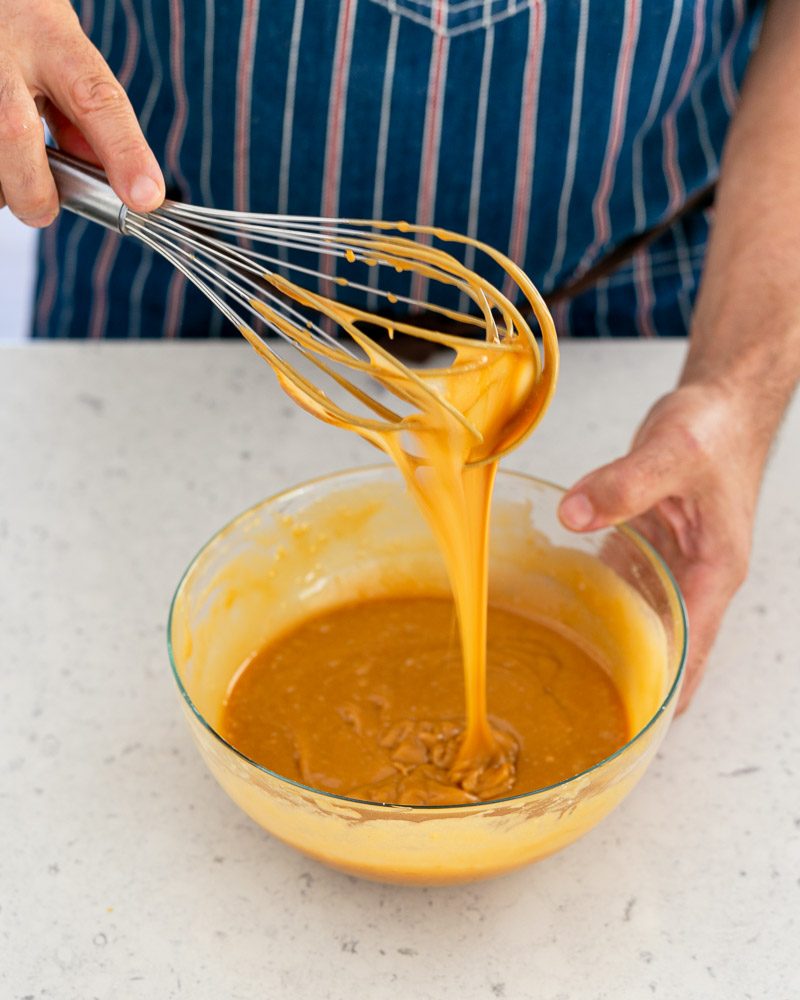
(241, 223, 558, 800)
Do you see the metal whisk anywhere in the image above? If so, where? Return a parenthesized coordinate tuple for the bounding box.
(47, 147, 557, 459)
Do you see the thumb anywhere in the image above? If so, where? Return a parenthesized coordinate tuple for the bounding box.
(558, 430, 685, 532)
(45, 34, 164, 211)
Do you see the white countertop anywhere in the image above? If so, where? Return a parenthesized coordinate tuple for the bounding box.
(1, 341, 797, 1000)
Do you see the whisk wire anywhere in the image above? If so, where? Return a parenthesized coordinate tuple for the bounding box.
(144, 201, 523, 359)
(127, 210, 487, 435)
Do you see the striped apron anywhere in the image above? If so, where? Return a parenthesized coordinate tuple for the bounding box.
(33, 0, 763, 339)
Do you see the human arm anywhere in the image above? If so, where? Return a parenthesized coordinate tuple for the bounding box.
(558, 0, 800, 710)
(0, 0, 164, 226)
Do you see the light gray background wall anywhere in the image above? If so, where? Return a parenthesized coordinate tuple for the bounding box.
(0, 213, 37, 342)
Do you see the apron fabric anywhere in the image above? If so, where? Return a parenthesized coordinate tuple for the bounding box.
(33, 0, 763, 339)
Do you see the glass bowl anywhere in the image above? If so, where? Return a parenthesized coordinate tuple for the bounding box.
(168, 466, 686, 885)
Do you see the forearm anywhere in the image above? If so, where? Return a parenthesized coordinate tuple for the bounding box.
(682, 0, 800, 444)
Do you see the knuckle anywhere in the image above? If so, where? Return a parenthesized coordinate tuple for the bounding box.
(673, 420, 710, 464)
(0, 93, 39, 144)
(711, 531, 750, 593)
(727, 545, 750, 589)
(662, 407, 723, 472)
(68, 71, 124, 117)
(106, 135, 148, 161)
(48, 3, 83, 34)
(23, 191, 58, 219)
(9, 164, 58, 221)
(0, 109, 36, 143)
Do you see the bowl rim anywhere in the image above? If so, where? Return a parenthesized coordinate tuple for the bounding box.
(167, 463, 687, 812)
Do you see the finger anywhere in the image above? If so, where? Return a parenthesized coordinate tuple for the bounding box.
(675, 612, 714, 715)
(558, 430, 687, 532)
(677, 663, 706, 714)
(44, 37, 164, 212)
(673, 557, 744, 713)
(43, 102, 99, 166)
(0, 68, 59, 226)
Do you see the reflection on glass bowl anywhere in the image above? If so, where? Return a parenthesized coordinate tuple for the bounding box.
(168, 466, 686, 885)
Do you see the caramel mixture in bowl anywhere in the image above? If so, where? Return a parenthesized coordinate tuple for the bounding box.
(220, 596, 629, 806)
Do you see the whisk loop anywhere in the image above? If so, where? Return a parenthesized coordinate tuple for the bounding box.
(47, 147, 557, 459)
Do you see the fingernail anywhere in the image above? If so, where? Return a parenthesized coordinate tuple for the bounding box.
(129, 175, 162, 209)
(559, 493, 595, 530)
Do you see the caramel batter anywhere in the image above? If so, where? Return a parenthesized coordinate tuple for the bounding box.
(221, 596, 629, 805)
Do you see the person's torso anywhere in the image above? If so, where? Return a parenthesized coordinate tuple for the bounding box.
(35, 0, 763, 339)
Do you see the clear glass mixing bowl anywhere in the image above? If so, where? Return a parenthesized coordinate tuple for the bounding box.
(168, 466, 686, 885)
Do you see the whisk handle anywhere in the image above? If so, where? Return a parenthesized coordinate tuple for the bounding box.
(46, 147, 128, 233)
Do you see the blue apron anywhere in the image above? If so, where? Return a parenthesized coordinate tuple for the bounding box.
(33, 0, 762, 339)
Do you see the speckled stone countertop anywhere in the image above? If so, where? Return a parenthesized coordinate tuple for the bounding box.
(1, 342, 797, 1000)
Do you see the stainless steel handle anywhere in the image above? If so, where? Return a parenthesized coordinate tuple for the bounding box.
(46, 147, 129, 233)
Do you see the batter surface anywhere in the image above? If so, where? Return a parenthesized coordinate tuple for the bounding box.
(220, 596, 629, 805)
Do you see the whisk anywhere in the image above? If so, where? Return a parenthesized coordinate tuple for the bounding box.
(47, 147, 557, 461)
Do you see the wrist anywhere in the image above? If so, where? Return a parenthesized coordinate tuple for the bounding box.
(681, 306, 800, 428)
(675, 366, 785, 484)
